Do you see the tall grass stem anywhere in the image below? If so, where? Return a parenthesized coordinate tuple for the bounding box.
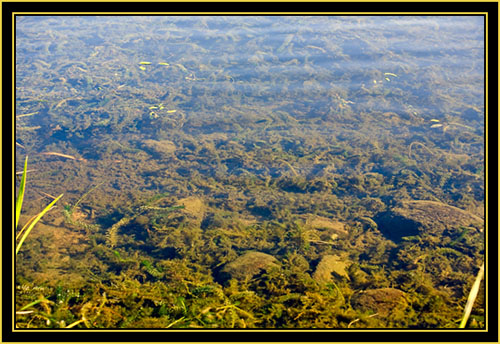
(459, 262, 484, 328)
(15, 156, 28, 229)
(16, 193, 63, 255)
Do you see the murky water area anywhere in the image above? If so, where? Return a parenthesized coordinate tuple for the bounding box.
(15, 16, 485, 328)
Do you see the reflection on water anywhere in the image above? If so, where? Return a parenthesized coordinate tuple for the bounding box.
(15, 16, 485, 329)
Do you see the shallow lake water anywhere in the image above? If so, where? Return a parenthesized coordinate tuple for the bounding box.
(15, 16, 485, 329)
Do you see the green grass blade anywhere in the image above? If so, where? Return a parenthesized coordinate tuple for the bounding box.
(15, 193, 63, 255)
(15, 156, 28, 229)
(18, 297, 47, 311)
(16, 214, 37, 241)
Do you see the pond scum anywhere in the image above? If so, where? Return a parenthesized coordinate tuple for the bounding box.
(15, 16, 485, 329)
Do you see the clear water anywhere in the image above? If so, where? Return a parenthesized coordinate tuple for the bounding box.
(14, 16, 485, 329)
(16, 15, 484, 172)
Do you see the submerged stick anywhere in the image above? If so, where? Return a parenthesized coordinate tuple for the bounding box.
(278, 159, 299, 177)
(408, 141, 434, 160)
(447, 122, 475, 131)
(38, 190, 58, 200)
(40, 152, 86, 162)
(16, 112, 38, 118)
(348, 313, 378, 328)
(16, 169, 36, 175)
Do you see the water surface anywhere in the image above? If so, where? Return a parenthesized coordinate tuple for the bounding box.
(15, 16, 485, 329)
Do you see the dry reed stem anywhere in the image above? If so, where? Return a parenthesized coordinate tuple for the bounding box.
(459, 262, 484, 328)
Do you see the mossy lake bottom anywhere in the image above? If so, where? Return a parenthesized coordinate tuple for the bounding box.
(14, 16, 485, 329)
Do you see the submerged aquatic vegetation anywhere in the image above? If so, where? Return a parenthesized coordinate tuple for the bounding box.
(14, 16, 485, 329)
